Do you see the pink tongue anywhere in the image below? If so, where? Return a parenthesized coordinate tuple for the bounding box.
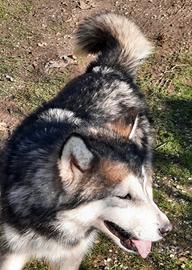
(131, 240, 152, 258)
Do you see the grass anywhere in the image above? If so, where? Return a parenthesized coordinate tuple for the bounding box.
(0, 1, 192, 269)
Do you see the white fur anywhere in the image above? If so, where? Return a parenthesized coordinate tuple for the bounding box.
(142, 166, 153, 199)
(76, 13, 153, 71)
(60, 136, 93, 171)
(3, 224, 95, 269)
(98, 174, 169, 242)
(54, 173, 170, 250)
(3, 168, 170, 269)
(0, 253, 28, 270)
(58, 136, 93, 190)
(100, 13, 153, 61)
(93, 66, 114, 74)
(40, 109, 82, 125)
(129, 115, 139, 140)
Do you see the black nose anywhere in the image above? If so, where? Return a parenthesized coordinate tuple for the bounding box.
(159, 223, 173, 237)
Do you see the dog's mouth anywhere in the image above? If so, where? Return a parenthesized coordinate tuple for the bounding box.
(104, 220, 152, 258)
(104, 220, 136, 251)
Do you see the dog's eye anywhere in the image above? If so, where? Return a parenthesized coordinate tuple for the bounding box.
(117, 193, 132, 200)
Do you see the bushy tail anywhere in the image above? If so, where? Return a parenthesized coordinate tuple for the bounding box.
(75, 13, 153, 74)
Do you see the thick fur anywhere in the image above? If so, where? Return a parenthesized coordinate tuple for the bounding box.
(0, 13, 171, 270)
(76, 13, 153, 74)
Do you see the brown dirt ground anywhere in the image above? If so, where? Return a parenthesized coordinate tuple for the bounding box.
(0, 0, 191, 136)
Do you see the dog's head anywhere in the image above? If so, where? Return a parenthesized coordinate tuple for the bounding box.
(56, 118, 172, 258)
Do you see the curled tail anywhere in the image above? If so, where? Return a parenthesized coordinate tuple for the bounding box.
(75, 13, 153, 74)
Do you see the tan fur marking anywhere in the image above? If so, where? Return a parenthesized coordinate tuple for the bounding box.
(106, 121, 132, 139)
(100, 160, 128, 184)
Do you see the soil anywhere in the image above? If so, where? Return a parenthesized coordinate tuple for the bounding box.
(0, 0, 191, 132)
(0, 0, 191, 126)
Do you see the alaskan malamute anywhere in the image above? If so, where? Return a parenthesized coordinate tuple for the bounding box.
(0, 13, 172, 270)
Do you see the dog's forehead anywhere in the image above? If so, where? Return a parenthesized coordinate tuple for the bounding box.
(98, 159, 152, 190)
(99, 159, 129, 184)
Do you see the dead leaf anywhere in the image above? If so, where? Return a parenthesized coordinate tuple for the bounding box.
(5, 74, 14, 82)
(44, 55, 77, 73)
(78, 0, 91, 10)
(0, 122, 7, 132)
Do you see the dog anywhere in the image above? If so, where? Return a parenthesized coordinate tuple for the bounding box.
(0, 13, 172, 270)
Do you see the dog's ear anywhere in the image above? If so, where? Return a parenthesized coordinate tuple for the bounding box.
(58, 135, 93, 185)
(107, 108, 139, 140)
(126, 107, 139, 140)
(128, 114, 139, 140)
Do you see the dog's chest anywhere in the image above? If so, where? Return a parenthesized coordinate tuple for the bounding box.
(3, 224, 95, 261)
